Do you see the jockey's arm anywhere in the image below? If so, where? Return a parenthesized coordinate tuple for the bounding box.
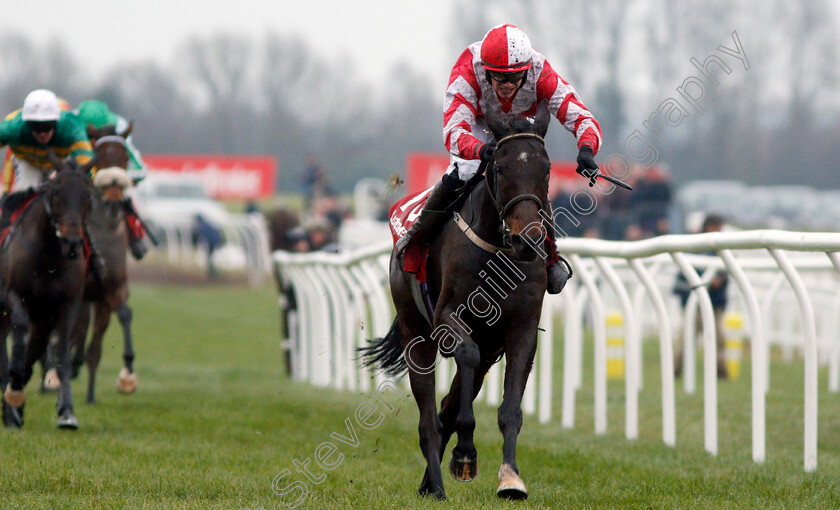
(442, 49, 487, 161)
(537, 60, 603, 155)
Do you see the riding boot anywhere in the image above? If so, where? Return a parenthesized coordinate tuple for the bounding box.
(0, 189, 37, 234)
(123, 198, 147, 260)
(544, 220, 571, 295)
(395, 172, 463, 266)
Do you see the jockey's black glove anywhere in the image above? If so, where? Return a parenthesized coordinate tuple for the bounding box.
(576, 145, 598, 179)
(479, 141, 497, 162)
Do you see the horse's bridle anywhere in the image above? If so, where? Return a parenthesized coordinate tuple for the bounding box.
(487, 132, 548, 242)
(42, 174, 88, 258)
(94, 135, 128, 149)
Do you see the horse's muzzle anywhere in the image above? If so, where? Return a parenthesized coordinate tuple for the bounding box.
(509, 234, 540, 263)
(60, 237, 85, 259)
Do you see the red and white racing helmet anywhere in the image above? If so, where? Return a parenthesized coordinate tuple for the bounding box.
(480, 24, 533, 73)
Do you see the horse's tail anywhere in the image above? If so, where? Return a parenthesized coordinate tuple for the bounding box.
(358, 317, 408, 377)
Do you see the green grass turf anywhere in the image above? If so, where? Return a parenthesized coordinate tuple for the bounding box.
(2, 283, 840, 509)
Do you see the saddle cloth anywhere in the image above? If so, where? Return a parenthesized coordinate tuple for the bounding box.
(389, 186, 433, 282)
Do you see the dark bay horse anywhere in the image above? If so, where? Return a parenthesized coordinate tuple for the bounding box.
(361, 103, 553, 500)
(69, 125, 138, 403)
(0, 153, 95, 429)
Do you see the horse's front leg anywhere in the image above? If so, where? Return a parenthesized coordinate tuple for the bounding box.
(447, 333, 482, 482)
(56, 298, 83, 429)
(3, 292, 29, 427)
(496, 321, 539, 500)
(115, 303, 137, 394)
(438, 353, 493, 482)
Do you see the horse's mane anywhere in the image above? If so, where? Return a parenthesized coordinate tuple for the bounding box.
(494, 115, 539, 138)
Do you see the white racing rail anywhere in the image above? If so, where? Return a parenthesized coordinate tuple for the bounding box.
(273, 241, 555, 423)
(273, 230, 840, 472)
(147, 213, 272, 285)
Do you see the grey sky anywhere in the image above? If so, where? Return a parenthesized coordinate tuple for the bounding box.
(0, 0, 454, 87)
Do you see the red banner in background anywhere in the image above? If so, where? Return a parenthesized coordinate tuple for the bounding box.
(405, 152, 579, 197)
(143, 155, 277, 200)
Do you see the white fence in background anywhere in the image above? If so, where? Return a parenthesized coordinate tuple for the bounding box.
(147, 213, 272, 285)
(272, 242, 555, 423)
(272, 230, 840, 473)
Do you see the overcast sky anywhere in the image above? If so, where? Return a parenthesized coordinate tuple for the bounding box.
(0, 0, 455, 88)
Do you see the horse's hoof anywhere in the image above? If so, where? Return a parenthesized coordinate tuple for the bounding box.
(449, 451, 478, 481)
(117, 368, 137, 393)
(2, 402, 24, 428)
(57, 411, 79, 430)
(496, 463, 527, 500)
(43, 368, 60, 392)
(4, 384, 26, 408)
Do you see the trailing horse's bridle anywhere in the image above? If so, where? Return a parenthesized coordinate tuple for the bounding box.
(486, 132, 548, 242)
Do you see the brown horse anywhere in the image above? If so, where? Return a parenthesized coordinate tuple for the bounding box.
(361, 103, 553, 500)
(0, 153, 95, 429)
(68, 124, 139, 403)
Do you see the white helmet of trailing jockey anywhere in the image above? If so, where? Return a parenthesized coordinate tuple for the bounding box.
(22, 89, 61, 122)
(480, 24, 533, 73)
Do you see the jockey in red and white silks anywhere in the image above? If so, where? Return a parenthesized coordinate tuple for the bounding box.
(443, 23, 602, 181)
(397, 24, 603, 295)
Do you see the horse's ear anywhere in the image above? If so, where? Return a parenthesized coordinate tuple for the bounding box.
(532, 100, 550, 137)
(485, 107, 508, 141)
(120, 120, 133, 138)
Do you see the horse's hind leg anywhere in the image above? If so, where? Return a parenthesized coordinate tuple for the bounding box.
(40, 332, 61, 392)
(496, 327, 538, 500)
(115, 303, 137, 393)
(0, 322, 14, 427)
(401, 315, 447, 500)
(71, 304, 91, 380)
(85, 302, 111, 404)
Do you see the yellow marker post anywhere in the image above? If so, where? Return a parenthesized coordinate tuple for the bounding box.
(606, 310, 625, 380)
(723, 312, 745, 380)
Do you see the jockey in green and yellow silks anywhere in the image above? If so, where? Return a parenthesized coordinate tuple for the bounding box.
(75, 100, 147, 184)
(0, 90, 92, 194)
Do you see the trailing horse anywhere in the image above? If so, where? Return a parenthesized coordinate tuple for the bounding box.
(361, 103, 556, 500)
(69, 125, 139, 403)
(0, 152, 95, 429)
